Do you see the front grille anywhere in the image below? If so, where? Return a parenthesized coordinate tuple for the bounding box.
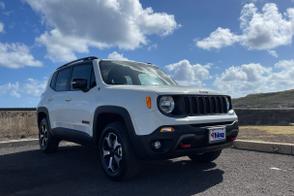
(184, 95, 230, 116)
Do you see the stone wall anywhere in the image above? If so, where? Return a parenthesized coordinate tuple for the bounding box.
(235, 108, 294, 125)
(0, 108, 38, 140)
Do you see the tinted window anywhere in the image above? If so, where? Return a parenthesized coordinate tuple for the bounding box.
(55, 68, 72, 91)
(50, 72, 58, 90)
(71, 63, 92, 90)
(90, 69, 96, 88)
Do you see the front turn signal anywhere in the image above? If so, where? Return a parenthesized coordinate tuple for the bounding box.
(146, 96, 152, 109)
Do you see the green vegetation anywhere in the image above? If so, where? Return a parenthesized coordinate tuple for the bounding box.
(233, 89, 294, 108)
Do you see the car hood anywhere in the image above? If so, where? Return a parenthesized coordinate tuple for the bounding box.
(106, 85, 227, 96)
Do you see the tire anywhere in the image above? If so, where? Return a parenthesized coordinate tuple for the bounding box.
(38, 118, 59, 153)
(188, 150, 222, 163)
(98, 122, 139, 181)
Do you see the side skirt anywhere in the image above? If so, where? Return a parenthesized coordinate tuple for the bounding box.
(52, 127, 94, 146)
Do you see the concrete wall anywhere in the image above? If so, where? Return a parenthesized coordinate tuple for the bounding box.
(235, 108, 294, 125)
(0, 108, 38, 140)
(0, 108, 293, 140)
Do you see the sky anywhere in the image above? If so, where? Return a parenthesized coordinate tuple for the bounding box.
(0, 0, 294, 107)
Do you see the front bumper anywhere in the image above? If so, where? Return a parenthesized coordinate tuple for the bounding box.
(132, 120, 239, 160)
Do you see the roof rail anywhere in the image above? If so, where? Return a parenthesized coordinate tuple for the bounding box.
(57, 56, 98, 70)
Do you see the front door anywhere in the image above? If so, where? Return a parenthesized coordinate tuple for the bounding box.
(66, 62, 97, 136)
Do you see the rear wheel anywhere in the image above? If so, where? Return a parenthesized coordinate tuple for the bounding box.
(98, 122, 139, 181)
(38, 118, 59, 153)
(188, 150, 222, 163)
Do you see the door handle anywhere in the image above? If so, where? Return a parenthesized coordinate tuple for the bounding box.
(65, 98, 72, 102)
(48, 97, 53, 102)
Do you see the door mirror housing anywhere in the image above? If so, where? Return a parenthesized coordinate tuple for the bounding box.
(72, 78, 88, 92)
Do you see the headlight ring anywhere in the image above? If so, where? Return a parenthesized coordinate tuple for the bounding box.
(158, 96, 175, 114)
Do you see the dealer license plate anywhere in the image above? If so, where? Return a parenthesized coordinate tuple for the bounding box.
(209, 127, 226, 143)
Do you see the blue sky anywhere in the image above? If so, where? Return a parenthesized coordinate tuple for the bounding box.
(0, 0, 294, 107)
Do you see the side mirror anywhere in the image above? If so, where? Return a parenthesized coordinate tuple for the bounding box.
(72, 78, 88, 92)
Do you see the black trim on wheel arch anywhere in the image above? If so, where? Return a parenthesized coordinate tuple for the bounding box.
(93, 106, 139, 155)
(37, 107, 53, 135)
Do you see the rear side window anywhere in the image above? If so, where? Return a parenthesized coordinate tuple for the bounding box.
(71, 63, 92, 90)
(50, 72, 58, 90)
(55, 68, 72, 91)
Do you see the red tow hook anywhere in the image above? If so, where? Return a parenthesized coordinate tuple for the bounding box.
(180, 143, 191, 149)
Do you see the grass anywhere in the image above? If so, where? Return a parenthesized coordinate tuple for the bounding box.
(233, 89, 294, 108)
(240, 126, 294, 135)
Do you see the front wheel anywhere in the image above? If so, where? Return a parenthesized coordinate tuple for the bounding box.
(98, 122, 139, 181)
(188, 150, 222, 163)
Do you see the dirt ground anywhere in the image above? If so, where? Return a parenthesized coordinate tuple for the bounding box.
(238, 126, 294, 143)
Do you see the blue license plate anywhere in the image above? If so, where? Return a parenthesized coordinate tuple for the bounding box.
(209, 127, 226, 143)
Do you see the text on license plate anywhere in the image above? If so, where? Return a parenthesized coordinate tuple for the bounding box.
(209, 127, 226, 143)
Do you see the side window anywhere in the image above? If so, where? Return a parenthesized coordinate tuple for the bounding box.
(55, 68, 72, 91)
(50, 71, 58, 90)
(71, 63, 92, 90)
(90, 69, 97, 88)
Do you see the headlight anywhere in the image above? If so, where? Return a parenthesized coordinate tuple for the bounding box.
(159, 96, 175, 114)
(225, 97, 231, 111)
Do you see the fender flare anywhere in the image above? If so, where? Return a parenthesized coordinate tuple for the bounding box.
(37, 107, 52, 133)
(93, 105, 137, 146)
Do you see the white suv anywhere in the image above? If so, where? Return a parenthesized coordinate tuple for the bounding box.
(37, 56, 239, 181)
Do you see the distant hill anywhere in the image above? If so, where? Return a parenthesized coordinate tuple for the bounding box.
(233, 89, 294, 109)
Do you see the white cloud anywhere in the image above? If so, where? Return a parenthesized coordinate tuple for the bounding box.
(164, 59, 211, 87)
(240, 3, 294, 50)
(0, 78, 47, 98)
(26, 0, 179, 62)
(147, 43, 158, 51)
(267, 50, 278, 58)
(196, 3, 294, 51)
(36, 29, 99, 62)
(214, 60, 294, 97)
(0, 43, 42, 68)
(23, 78, 47, 97)
(0, 1, 5, 10)
(107, 51, 128, 60)
(196, 28, 239, 50)
(275, 59, 294, 69)
(0, 82, 21, 97)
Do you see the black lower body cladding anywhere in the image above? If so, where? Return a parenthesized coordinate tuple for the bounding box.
(132, 121, 239, 160)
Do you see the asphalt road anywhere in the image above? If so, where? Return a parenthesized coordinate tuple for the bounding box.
(0, 143, 293, 196)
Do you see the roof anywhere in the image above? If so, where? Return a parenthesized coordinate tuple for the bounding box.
(56, 56, 98, 70)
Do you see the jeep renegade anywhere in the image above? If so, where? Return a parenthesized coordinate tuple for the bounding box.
(37, 56, 239, 181)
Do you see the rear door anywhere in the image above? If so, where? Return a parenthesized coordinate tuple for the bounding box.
(49, 67, 73, 129)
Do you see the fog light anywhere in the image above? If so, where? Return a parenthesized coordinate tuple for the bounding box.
(160, 127, 175, 133)
(153, 141, 162, 150)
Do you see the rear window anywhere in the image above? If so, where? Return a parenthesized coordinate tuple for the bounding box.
(55, 68, 72, 91)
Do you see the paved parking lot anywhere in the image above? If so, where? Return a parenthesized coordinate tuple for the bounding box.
(0, 144, 293, 196)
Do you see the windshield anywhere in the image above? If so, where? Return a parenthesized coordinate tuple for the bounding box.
(99, 60, 177, 86)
